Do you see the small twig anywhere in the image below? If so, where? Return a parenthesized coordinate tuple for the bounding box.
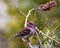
(36, 31, 43, 48)
(50, 41, 54, 48)
(50, 37, 54, 48)
(49, 25, 59, 48)
(50, 29, 54, 48)
(27, 42, 33, 48)
(48, 25, 59, 36)
(9, 0, 26, 17)
(24, 8, 35, 27)
(35, 27, 60, 45)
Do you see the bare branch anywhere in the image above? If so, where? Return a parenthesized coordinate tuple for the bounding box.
(36, 31, 43, 48)
(27, 42, 33, 48)
(49, 25, 59, 48)
(35, 27, 60, 45)
(8, 0, 26, 17)
(24, 8, 35, 27)
(50, 41, 54, 48)
(48, 25, 59, 36)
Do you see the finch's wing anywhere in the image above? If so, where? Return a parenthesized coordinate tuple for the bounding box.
(18, 28, 31, 36)
(9, 28, 31, 40)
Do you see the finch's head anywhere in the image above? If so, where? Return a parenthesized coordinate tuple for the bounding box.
(27, 21, 35, 28)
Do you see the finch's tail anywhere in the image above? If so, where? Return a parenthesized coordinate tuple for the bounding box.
(9, 33, 19, 41)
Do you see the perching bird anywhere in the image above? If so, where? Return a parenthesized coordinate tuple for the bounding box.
(10, 21, 36, 41)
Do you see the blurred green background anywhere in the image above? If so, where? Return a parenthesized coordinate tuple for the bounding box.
(0, 0, 60, 48)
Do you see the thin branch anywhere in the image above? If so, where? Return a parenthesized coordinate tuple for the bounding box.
(48, 25, 59, 36)
(9, 0, 26, 17)
(34, 0, 43, 48)
(27, 42, 33, 48)
(24, 8, 35, 27)
(49, 28, 54, 48)
(36, 31, 43, 48)
(35, 27, 60, 45)
(50, 34, 54, 48)
(49, 25, 59, 48)
(34, 0, 37, 23)
(50, 41, 54, 48)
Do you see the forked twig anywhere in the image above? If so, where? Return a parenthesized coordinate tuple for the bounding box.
(24, 8, 35, 27)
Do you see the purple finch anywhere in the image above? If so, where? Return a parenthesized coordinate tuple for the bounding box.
(10, 21, 35, 40)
